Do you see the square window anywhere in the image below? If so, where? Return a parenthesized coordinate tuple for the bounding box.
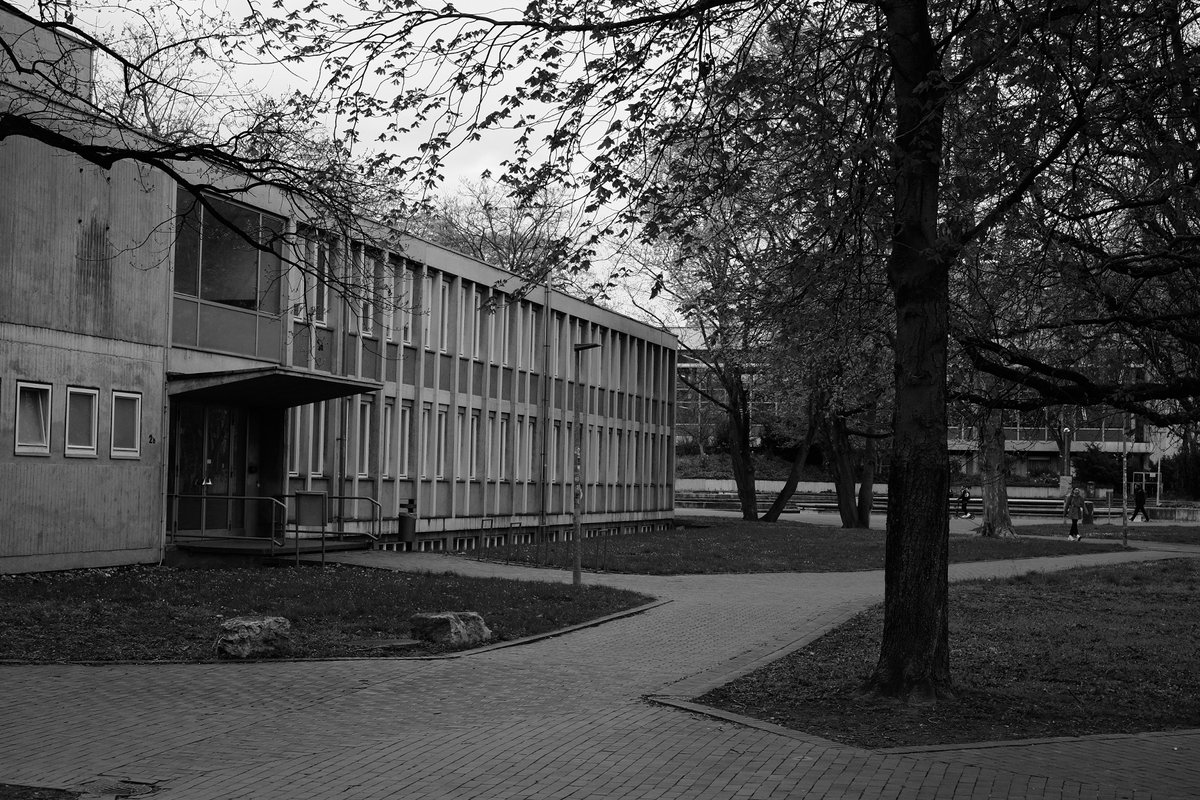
(16, 382, 51, 455)
(111, 391, 142, 458)
(65, 387, 98, 457)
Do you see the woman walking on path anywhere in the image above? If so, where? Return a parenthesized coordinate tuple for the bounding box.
(1064, 488, 1085, 540)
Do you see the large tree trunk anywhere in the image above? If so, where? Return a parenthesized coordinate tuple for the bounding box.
(725, 378, 759, 520)
(824, 416, 864, 528)
(863, 0, 953, 703)
(978, 408, 1016, 538)
(762, 414, 818, 523)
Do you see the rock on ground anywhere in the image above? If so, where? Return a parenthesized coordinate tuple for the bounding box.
(409, 612, 492, 647)
(214, 616, 293, 659)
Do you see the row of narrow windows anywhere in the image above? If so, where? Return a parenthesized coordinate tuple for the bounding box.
(173, 190, 674, 393)
(287, 401, 672, 483)
(7, 380, 142, 459)
(947, 407, 1145, 441)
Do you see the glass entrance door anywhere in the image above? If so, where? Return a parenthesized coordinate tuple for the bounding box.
(170, 402, 248, 535)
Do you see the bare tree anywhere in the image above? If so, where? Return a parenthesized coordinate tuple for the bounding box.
(1, 0, 392, 300)
(404, 179, 587, 281)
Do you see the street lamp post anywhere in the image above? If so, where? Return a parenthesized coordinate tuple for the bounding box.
(1122, 412, 1130, 548)
(572, 341, 602, 587)
(1061, 425, 1073, 494)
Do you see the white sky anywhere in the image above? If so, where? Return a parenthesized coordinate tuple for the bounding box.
(14, 0, 675, 319)
(19, 0, 520, 187)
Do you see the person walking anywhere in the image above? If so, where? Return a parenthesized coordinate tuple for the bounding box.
(959, 487, 971, 518)
(1064, 487, 1085, 540)
(1132, 484, 1148, 521)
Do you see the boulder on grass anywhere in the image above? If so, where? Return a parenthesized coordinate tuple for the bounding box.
(409, 611, 491, 647)
(215, 615, 293, 659)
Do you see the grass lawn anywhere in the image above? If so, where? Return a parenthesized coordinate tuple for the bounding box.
(1015, 521, 1200, 545)
(698, 557, 1200, 749)
(0, 563, 652, 663)
(472, 514, 1127, 574)
(0, 786, 76, 800)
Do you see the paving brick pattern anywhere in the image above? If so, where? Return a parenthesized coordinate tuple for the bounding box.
(1, 545, 1195, 799)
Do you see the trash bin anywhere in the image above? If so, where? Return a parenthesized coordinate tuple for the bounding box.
(1082, 500, 1095, 525)
(399, 513, 416, 543)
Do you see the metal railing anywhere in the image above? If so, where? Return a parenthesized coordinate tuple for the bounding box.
(168, 494, 288, 548)
(325, 495, 383, 541)
(169, 493, 387, 562)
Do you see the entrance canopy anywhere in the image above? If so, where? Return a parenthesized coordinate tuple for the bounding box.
(167, 367, 382, 408)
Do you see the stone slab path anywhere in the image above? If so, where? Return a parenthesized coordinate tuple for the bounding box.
(1, 543, 1197, 799)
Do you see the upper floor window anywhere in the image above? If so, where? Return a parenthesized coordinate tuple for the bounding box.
(292, 234, 330, 325)
(459, 285, 470, 356)
(472, 289, 483, 359)
(383, 256, 401, 342)
(527, 304, 538, 369)
(174, 189, 284, 314)
(439, 279, 452, 352)
(421, 274, 433, 349)
(355, 246, 377, 337)
(499, 301, 510, 365)
(400, 268, 415, 343)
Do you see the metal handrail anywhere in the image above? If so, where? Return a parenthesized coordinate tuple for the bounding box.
(168, 494, 288, 547)
(326, 495, 383, 541)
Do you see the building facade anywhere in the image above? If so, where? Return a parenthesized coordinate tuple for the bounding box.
(947, 406, 1158, 487)
(0, 5, 676, 572)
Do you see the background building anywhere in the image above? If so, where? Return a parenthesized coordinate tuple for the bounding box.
(0, 4, 676, 572)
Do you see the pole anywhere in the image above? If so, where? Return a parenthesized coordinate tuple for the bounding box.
(1122, 411, 1129, 548)
(572, 340, 601, 587)
(537, 278, 553, 546)
(1060, 424, 1073, 494)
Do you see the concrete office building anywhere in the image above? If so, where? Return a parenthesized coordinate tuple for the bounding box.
(0, 3, 676, 572)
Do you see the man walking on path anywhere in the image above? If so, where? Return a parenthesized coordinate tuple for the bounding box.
(1064, 487, 1085, 540)
(1133, 484, 1149, 521)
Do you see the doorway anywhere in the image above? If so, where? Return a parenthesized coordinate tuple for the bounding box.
(169, 402, 249, 536)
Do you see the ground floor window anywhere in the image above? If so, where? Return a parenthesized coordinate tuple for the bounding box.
(287, 407, 302, 475)
(111, 391, 142, 458)
(15, 382, 52, 455)
(357, 398, 373, 477)
(65, 386, 98, 457)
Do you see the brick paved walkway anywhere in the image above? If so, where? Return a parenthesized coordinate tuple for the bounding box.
(1, 542, 1196, 799)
